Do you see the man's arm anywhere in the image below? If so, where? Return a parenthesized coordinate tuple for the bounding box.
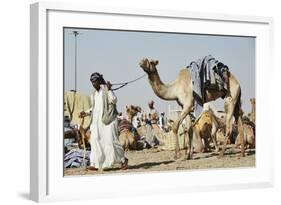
(80, 94, 93, 117)
(105, 81, 117, 104)
(108, 90, 117, 104)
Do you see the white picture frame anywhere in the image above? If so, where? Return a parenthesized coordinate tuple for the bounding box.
(30, 2, 274, 202)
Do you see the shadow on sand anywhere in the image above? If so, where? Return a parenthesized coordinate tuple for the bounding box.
(128, 160, 175, 170)
(192, 148, 256, 160)
(101, 160, 175, 171)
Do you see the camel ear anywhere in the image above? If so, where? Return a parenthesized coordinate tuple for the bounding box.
(149, 59, 158, 66)
(150, 60, 158, 66)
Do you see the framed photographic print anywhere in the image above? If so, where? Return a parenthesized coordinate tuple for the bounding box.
(30, 2, 274, 202)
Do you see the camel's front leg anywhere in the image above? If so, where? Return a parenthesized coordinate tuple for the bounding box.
(172, 105, 192, 159)
(172, 119, 181, 159)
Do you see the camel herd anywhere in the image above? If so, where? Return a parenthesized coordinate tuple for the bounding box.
(117, 102, 255, 157)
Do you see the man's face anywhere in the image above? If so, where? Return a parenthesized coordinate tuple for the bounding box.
(91, 80, 100, 90)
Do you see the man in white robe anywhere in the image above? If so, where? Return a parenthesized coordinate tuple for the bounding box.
(80, 72, 128, 170)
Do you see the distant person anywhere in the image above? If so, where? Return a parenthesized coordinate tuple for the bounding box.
(80, 72, 128, 170)
(159, 112, 168, 131)
(144, 100, 160, 147)
(147, 100, 159, 125)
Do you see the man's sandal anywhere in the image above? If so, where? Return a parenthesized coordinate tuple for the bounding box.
(86, 166, 98, 171)
(121, 158, 128, 170)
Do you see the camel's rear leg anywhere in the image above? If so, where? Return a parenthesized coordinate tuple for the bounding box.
(237, 116, 245, 157)
(220, 97, 234, 157)
(182, 115, 193, 159)
(210, 123, 219, 153)
(220, 96, 245, 157)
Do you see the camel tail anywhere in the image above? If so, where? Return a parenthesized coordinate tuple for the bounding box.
(234, 89, 242, 123)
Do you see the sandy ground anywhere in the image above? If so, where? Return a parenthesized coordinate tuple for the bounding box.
(64, 145, 255, 176)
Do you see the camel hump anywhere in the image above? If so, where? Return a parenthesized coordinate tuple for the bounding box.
(178, 69, 191, 81)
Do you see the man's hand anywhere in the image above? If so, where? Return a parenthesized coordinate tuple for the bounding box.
(79, 111, 87, 118)
(106, 81, 112, 90)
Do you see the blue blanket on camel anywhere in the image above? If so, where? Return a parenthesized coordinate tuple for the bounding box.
(187, 55, 229, 118)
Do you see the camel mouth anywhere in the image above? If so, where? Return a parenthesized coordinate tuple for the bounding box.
(139, 62, 144, 68)
(139, 58, 149, 68)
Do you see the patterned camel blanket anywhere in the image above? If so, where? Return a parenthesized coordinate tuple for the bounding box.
(187, 55, 229, 118)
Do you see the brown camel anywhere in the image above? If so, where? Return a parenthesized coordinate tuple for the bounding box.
(139, 58, 244, 159)
(192, 108, 225, 153)
(118, 105, 142, 150)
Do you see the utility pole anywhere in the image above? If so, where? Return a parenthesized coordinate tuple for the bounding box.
(71, 30, 81, 91)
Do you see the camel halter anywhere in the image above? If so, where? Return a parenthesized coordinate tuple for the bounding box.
(111, 74, 146, 91)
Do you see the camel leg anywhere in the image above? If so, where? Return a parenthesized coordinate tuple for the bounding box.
(187, 126, 194, 158)
(237, 116, 245, 157)
(220, 97, 235, 158)
(172, 119, 182, 159)
(210, 124, 219, 153)
(184, 115, 193, 159)
(172, 105, 192, 159)
(203, 137, 210, 152)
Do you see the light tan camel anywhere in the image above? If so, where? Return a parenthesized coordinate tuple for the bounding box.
(139, 58, 244, 159)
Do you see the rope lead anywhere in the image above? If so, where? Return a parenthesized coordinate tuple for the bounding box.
(111, 74, 146, 91)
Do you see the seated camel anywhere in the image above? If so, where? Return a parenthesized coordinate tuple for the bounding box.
(118, 119, 138, 151)
(118, 105, 142, 151)
(235, 123, 255, 149)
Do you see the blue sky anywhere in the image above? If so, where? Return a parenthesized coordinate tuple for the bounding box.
(64, 28, 255, 115)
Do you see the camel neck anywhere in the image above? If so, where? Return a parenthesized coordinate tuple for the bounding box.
(148, 71, 176, 100)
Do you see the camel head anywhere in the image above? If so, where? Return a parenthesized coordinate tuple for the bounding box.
(250, 98, 256, 105)
(126, 105, 142, 116)
(139, 58, 159, 74)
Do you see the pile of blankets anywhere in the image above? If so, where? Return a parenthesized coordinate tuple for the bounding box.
(64, 149, 91, 168)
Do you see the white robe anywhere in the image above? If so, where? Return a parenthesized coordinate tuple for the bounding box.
(89, 86, 125, 169)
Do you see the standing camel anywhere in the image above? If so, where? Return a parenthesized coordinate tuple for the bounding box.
(139, 58, 244, 159)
